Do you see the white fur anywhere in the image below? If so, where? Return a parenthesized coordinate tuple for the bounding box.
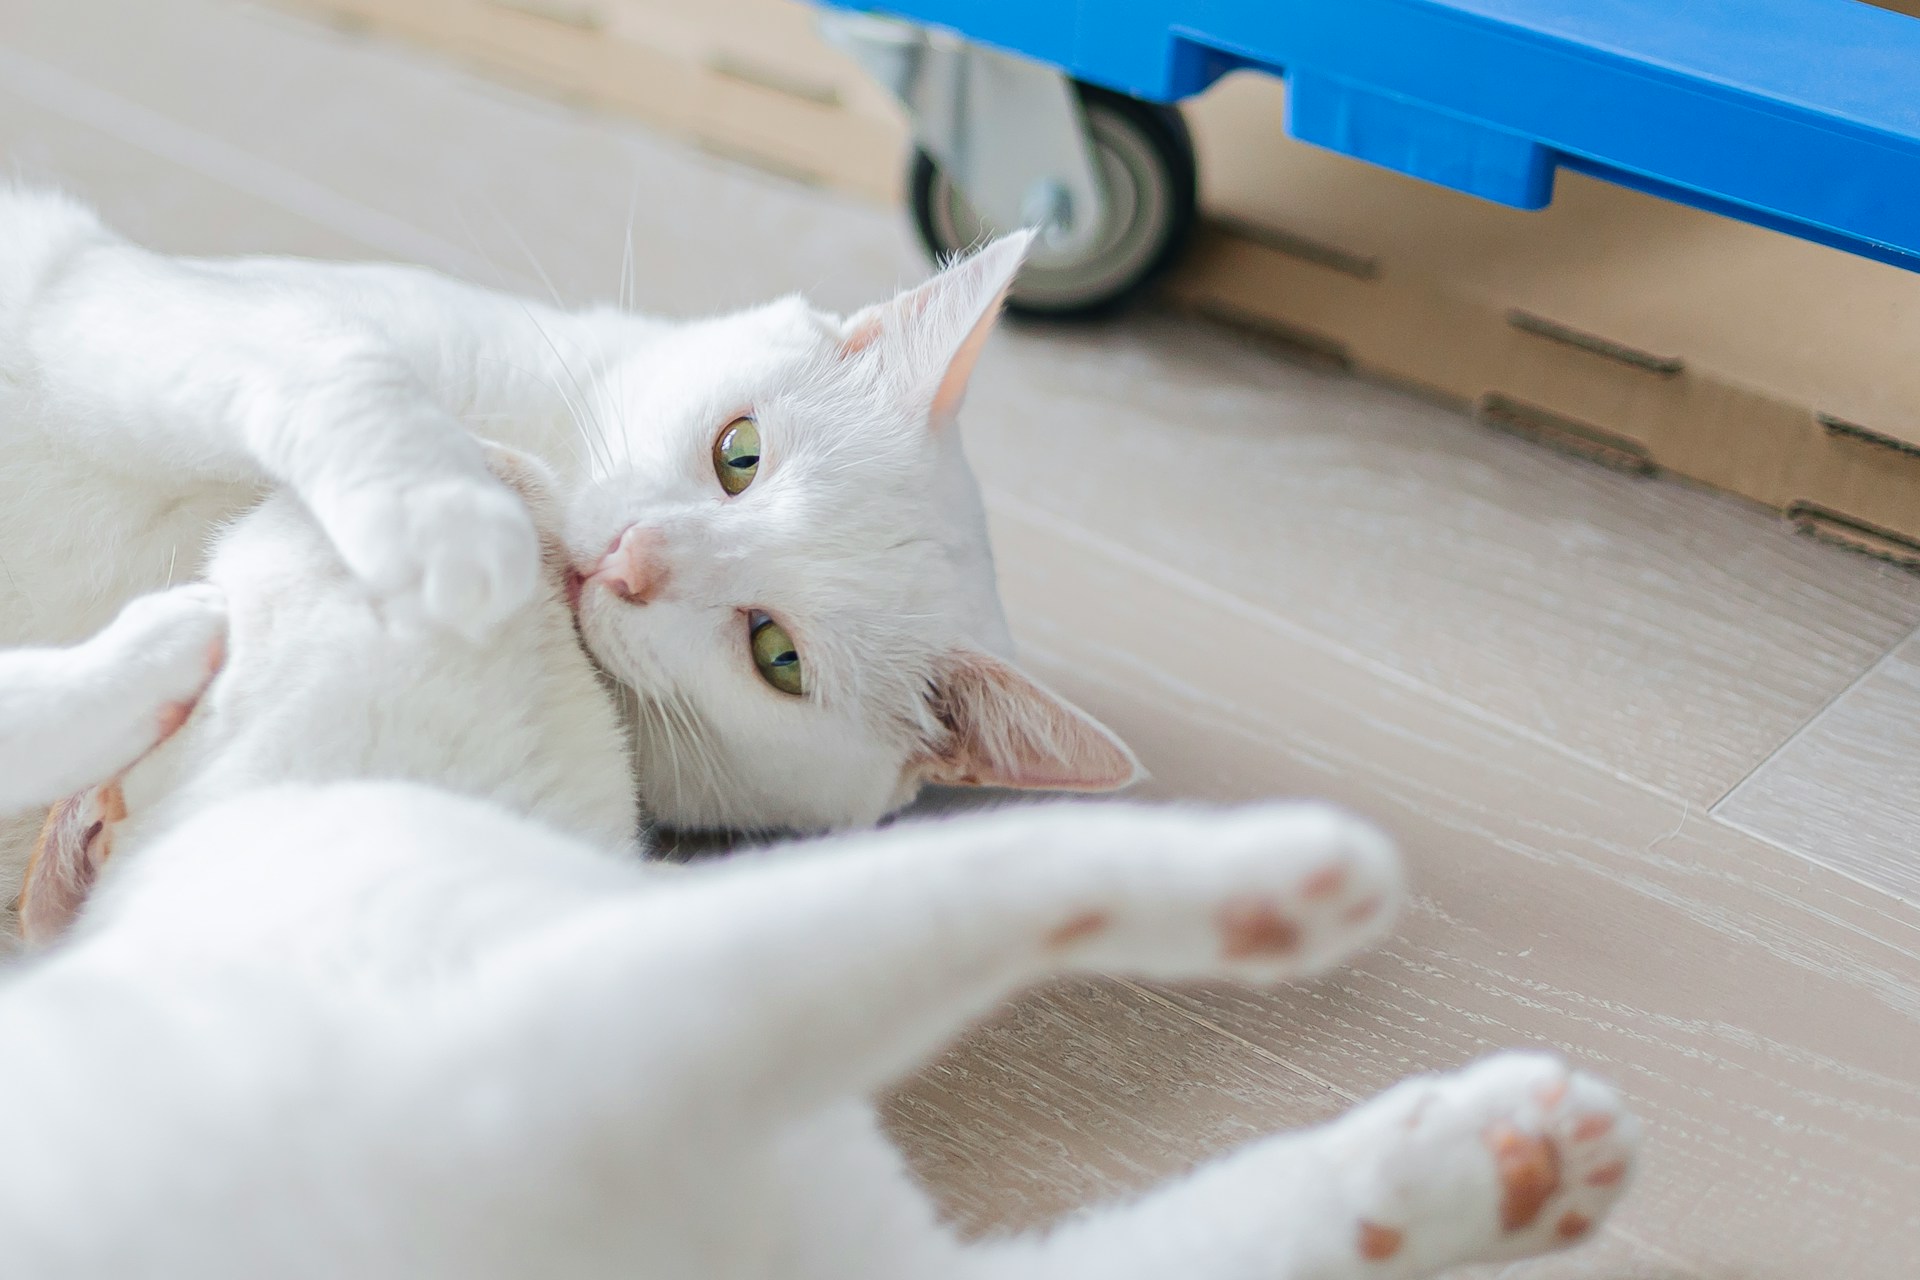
(0, 584, 224, 814)
(0, 189, 1135, 899)
(0, 785, 1639, 1278)
(0, 193, 1641, 1277)
(0, 433, 1637, 1278)
(112, 481, 639, 862)
(3, 448, 636, 941)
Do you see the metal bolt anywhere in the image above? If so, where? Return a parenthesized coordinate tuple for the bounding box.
(1021, 179, 1074, 242)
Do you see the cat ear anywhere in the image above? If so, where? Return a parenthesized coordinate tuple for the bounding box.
(839, 230, 1035, 428)
(17, 782, 125, 946)
(917, 647, 1142, 792)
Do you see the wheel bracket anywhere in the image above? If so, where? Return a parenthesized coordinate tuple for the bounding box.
(819, 12, 1109, 256)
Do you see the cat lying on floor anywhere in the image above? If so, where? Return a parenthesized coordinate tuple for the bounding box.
(0, 188, 1136, 910)
(0, 450, 1640, 1278)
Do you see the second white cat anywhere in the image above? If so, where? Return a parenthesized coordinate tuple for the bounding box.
(0, 469, 1639, 1279)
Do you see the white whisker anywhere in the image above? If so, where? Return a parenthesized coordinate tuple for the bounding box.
(481, 194, 566, 309)
(472, 354, 600, 477)
(617, 171, 642, 472)
(525, 314, 618, 477)
(452, 204, 618, 475)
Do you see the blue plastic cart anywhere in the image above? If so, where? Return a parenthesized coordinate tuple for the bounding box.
(817, 0, 1920, 315)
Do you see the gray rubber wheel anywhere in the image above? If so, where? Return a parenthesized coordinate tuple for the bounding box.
(909, 83, 1198, 318)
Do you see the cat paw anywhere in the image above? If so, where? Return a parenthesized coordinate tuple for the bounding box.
(1046, 803, 1404, 982)
(1342, 1052, 1640, 1271)
(98, 584, 229, 737)
(314, 473, 540, 642)
(55, 584, 230, 787)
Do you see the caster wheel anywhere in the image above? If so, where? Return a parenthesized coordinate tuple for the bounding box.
(908, 83, 1198, 318)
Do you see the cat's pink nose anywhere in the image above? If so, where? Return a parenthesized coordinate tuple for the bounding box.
(591, 525, 672, 605)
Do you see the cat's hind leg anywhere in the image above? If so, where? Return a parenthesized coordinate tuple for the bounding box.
(0, 583, 226, 815)
(3, 584, 225, 942)
(962, 1050, 1639, 1280)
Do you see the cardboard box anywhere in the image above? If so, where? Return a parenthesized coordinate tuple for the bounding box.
(282, 0, 1920, 565)
(1178, 73, 1920, 565)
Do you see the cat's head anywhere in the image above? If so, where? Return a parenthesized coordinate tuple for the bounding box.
(566, 233, 1140, 832)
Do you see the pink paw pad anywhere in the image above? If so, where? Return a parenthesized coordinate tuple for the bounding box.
(1485, 1122, 1562, 1232)
(1342, 895, 1386, 924)
(1217, 900, 1302, 959)
(1046, 910, 1110, 951)
(1555, 1210, 1593, 1242)
(1357, 1221, 1404, 1261)
(1585, 1160, 1628, 1188)
(1300, 863, 1348, 900)
(1572, 1113, 1616, 1141)
(155, 700, 195, 741)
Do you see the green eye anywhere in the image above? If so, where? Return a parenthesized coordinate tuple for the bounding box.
(713, 416, 761, 495)
(749, 612, 804, 696)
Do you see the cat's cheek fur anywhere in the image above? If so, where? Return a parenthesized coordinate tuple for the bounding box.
(586, 600, 912, 831)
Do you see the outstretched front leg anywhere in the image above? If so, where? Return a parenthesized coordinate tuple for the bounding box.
(481, 797, 1637, 1280)
(490, 801, 1403, 1126)
(0, 584, 226, 815)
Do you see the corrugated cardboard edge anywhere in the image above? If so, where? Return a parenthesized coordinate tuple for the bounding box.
(276, 0, 1920, 563)
(1165, 224, 1920, 555)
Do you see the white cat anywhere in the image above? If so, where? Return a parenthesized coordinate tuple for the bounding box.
(0, 450, 1639, 1279)
(0, 187, 1136, 904)
(8, 783, 1639, 1280)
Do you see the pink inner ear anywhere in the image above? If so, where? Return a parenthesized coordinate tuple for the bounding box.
(834, 231, 1034, 419)
(837, 315, 884, 358)
(927, 279, 1014, 428)
(921, 650, 1142, 792)
(18, 783, 123, 947)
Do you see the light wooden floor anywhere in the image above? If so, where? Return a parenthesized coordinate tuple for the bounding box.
(6, 1, 1919, 1274)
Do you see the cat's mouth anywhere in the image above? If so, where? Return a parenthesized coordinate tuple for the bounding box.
(564, 567, 587, 616)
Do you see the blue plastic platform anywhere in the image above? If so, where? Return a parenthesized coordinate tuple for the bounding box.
(818, 0, 1920, 273)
